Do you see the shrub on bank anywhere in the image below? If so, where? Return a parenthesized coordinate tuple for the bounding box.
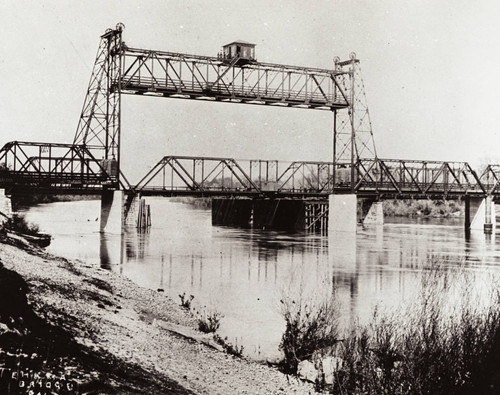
(279, 291, 340, 374)
(5, 214, 40, 235)
(383, 199, 463, 217)
(197, 308, 222, 333)
(280, 262, 500, 394)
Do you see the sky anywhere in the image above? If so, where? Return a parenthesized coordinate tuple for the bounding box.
(1, 0, 500, 181)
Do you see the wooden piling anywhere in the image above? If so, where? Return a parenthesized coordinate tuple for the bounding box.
(137, 198, 151, 229)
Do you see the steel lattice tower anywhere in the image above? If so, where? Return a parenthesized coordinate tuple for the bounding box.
(73, 23, 124, 186)
(333, 53, 377, 187)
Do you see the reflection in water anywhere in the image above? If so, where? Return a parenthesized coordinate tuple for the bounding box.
(20, 199, 500, 361)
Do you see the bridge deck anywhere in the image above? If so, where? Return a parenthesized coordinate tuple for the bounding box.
(2, 144, 500, 199)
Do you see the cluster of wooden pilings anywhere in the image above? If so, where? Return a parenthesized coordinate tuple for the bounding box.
(137, 198, 151, 229)
(304, 201, 329, 232)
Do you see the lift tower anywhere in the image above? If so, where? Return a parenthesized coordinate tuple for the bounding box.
(72, 24, 377, 192)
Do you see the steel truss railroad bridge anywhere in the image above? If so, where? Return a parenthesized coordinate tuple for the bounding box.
(1, 24, 500, 205)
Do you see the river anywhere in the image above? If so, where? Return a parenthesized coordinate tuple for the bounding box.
(19, 198, 500, 361)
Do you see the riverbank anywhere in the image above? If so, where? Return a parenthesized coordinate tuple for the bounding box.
(0, 234, 314, 394)
(382, 199, 463, 217)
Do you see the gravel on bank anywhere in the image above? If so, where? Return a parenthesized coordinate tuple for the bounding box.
(0, 235, 314, 394)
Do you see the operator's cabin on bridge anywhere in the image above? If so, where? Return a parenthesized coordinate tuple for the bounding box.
(219, 40, 256, 65)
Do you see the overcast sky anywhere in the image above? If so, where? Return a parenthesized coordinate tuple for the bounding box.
(1, 1, 500, 181)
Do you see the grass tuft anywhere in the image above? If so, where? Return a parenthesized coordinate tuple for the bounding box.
(197, 308, 222, 333)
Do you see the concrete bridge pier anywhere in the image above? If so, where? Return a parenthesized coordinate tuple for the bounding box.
(328, 195, 357, 232)
(0, 188, 12, 224)
(359, 199, 384, 226)
(328, 195, 384, 232)
(100, 190, 125, 234)
(466, 195, 496, 234)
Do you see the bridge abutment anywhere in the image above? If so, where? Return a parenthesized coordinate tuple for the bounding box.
(100, 190, 125, 234)
(0, 188, 12, 224)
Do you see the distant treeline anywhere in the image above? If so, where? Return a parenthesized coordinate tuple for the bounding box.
(169, 197, 211, 209)
(383, 199, 463, 217)
(12, 194, 100, 209)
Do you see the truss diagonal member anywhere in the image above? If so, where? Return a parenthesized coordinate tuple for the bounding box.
(122, 53, 157, 86)
(247, 67, 265, 97)
(310, 75, 329, 103)
(482, 166, 500, 194)
(11, 144, 33, 172)
(276, 162, 302, 191)
(378, 160, 402, 194)
(183, 61, 209, 90)
(401, 162, 424, 194)
(225, 159, 260, 192)
(135, 157, 173, 191)
(445, 163, 469, 193)
(461, 164, 484, 193)
(0, 142, 14, 164)
(423, 163, 446, 194)
(171, 158, 203, 191)
(79, 146, 119, 183)
(157, 58, 181, 91)
(200, 161, 225, 186)
(118, 169, 133, 191)
(330, 73, 350, 104)
(54, 146, 86, 174)
(18, 157, 40, 173)
(165, 59, 188, 91)
(206, 56, 240, 91)
(354, 159, 378, 190)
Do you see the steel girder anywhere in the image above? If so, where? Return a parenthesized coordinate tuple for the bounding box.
(119, 47, 350, 110)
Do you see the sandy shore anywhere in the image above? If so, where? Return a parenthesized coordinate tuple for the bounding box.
(0, 234, 314, 394)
